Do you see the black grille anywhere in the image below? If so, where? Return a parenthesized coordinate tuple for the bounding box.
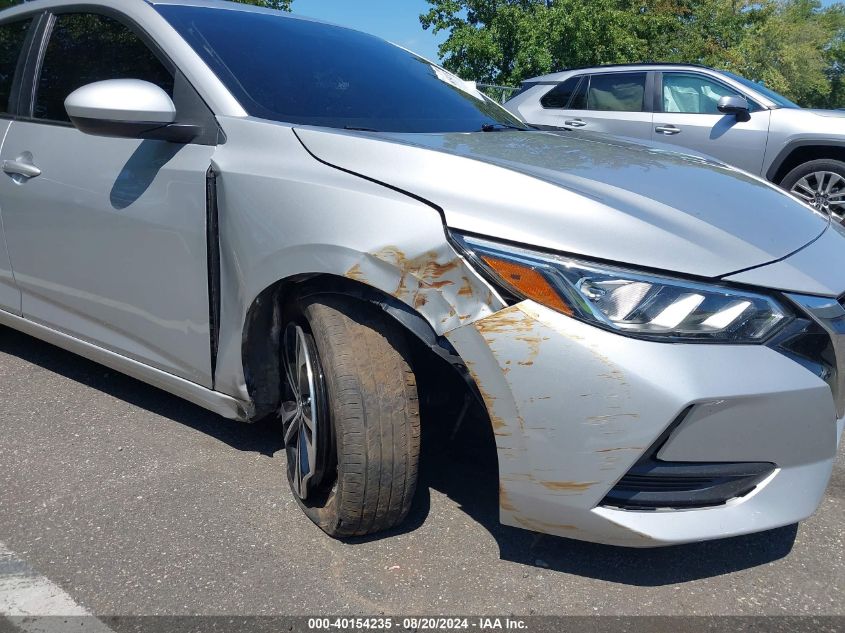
(602, 461, 775, 510)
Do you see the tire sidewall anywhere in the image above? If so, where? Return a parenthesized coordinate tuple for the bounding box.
(780, 159, 845, 195)
(286, 297, 345, 534)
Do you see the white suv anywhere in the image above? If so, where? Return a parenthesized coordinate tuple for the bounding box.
(506, 63, 845, 221)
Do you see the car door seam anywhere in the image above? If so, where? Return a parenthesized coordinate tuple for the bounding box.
(0, 120, 21, 314)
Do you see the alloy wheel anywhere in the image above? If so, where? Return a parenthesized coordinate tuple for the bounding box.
(281, 323, 327, 500)
(790, 171, 845, 222)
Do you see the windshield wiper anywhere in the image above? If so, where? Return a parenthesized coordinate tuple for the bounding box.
(480, 122, 530, 132)
(344, 125, 382, 132)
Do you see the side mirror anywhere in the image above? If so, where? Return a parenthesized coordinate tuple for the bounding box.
(64, 79, 199, 143)
(717, 95, 751, 121)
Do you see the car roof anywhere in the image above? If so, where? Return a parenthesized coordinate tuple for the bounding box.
(145, 0, 297, 17)
(0, 0, 314, 21)
(525, 63, 718, 84)
(514, 62, 780, 109)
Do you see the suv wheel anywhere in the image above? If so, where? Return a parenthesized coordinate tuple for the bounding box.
(280, 294, 420, 537)
(781, 159, 845, 223)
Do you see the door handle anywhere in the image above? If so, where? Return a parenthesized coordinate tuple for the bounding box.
(655, 125, 681, 136)
(564, 119, 587, 128)
(3, 154, 41, 180)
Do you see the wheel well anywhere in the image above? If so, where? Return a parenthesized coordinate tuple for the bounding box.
(770, 145, 845, 184)
(241, 274, 488, 429)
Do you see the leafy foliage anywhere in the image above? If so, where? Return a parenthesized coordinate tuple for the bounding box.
(231, 0, 294, 10)
(420, 0, 845, 107)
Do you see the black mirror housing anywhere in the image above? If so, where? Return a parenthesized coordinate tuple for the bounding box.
(718, 95, 751, 121)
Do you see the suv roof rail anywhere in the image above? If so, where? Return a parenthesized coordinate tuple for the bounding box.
(557, 62, 713, 72)
(522, 62, 716, 83)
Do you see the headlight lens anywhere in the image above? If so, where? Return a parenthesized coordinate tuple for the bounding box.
(454, 233, 790, 342)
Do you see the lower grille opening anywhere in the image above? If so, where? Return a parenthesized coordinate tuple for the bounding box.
(601, 460, 775, 510)
(600, 405, 776, 511)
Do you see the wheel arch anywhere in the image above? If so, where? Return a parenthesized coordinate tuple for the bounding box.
(241, 273, 486, 421)
(767, 140, 845, 184)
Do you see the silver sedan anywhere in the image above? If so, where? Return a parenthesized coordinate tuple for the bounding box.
(0, 0, 841, 547)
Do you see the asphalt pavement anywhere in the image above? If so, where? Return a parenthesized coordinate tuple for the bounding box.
(0, 326, 843, 616)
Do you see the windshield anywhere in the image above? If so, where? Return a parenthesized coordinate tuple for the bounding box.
(722, 71, 800, 109)
(157, 6, 527, 133)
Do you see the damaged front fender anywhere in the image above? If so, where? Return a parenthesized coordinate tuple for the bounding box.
(344, 243, 502, 336)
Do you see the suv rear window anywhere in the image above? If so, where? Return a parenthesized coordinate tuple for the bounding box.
(540, 76, 582, 109)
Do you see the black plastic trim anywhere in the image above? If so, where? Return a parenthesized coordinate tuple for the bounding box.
(206, 167, 222, 387)
(770, 316, 836, 402)
(67, 115, 200, 143)
(601, 407, 776, 510)
(765, 139, 845, 182)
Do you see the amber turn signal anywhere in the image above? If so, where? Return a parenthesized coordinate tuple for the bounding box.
(480, 254, 574, 316)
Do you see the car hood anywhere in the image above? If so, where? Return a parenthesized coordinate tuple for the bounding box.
(295, 128, 828, 278)
(806, 109, 845, 118)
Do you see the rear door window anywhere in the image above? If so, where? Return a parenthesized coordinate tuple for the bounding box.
(587, 72, 647, 112)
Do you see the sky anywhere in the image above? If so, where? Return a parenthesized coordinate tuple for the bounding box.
(292, 0, 446, 62)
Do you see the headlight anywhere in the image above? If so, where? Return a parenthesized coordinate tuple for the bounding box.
(454, 233, 790, 342)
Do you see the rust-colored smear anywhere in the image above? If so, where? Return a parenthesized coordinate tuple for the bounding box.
(474, 306, 534, 336)
(419, 258, 461, 279)
(587, 413, 640, 423)
(595, 447, 644, 453)
(345, 264, 367, 283)
(499, 486, 516, 512)
(396, 271, 409, 299)
(540, 481, 597, 492)
(517, 334, 550, 366)
(372, 245, 407, 268)
(474, 383, 506, 432)
(457, 276, 474, 297)
(414, 293, 428, 309)
(367, 246, 464, 303)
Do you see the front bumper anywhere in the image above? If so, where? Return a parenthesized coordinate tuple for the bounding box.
(446, 300, 841, 547)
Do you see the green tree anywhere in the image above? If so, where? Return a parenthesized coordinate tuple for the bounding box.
(231, 0, 293, 9)
(421, 0, 845, 107)
(732, 0, 845, 105)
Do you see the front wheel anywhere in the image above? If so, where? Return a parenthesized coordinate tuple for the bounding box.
(780, 159, 845, 223)
(280, 294, 420, 538)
